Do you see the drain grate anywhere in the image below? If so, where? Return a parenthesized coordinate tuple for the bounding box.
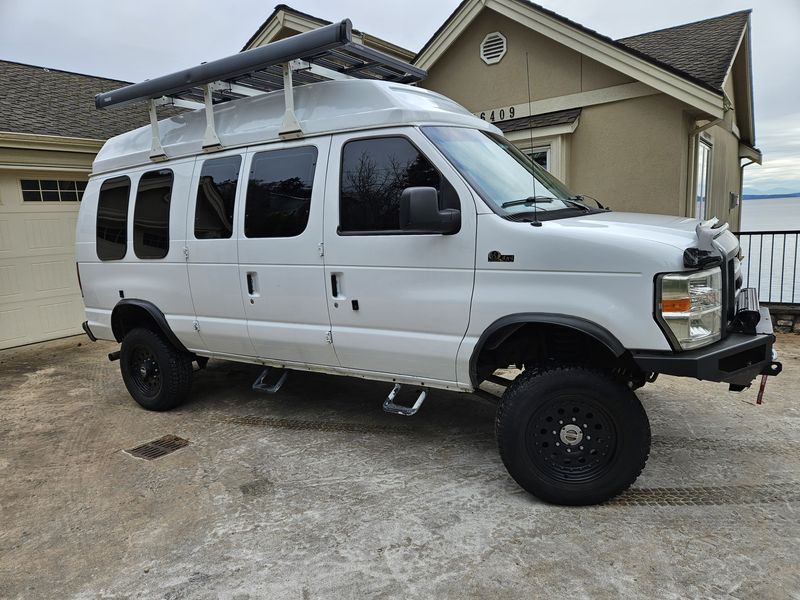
(125, 434, 190, 460)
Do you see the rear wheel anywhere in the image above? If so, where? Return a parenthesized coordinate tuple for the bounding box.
(496, 366, 650, 505)
(120, 327, 192, 411)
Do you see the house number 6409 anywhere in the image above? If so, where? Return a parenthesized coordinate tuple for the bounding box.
(479, 106, 515, 122)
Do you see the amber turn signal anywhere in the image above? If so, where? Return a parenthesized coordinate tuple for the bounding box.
(661, 298, 692, 313)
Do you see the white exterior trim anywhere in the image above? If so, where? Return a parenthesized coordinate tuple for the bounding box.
(503, 119, 579, 143)
(0, 131, 103, 154)
(474, 82, 657, 125)
(415, 0, 725, 118)
(507, 129, 573, 181)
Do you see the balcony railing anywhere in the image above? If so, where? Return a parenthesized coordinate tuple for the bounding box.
(735, 231, 800, 305)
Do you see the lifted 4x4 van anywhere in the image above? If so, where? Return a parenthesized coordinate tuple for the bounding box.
(77, 20, 781, 505)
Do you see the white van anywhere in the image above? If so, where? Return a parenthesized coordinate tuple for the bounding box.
(77, 20, 781, 505)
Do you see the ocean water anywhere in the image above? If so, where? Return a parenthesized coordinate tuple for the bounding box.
(740, 197, 800, 232)
(738, 197, 800, 303)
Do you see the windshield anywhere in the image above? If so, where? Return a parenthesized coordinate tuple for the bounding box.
(422, 126, 590, 219)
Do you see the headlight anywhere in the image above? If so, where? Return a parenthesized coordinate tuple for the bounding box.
(657, 266, 722, 350)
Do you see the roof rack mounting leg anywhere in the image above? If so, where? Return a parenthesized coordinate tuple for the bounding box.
(147, 99, 168, 162)
(201, 84, 223, 152)
(279, 63, 303, 139)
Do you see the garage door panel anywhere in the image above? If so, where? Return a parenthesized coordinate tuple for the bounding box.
(0, 264, 21, 297)
(0, 306, 27, 345)
(24, 216, 75, 251)
(31, 259, 76, 292)
(0, 295, 83, 349)
(0, 219, 12, 253)
(0, 198, 83, 349)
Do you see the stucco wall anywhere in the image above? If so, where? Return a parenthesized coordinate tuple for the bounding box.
(566, 94, 689, 215)
(420, 9, 634, 112)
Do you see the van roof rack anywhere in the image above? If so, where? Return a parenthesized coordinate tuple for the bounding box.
(95, 19, 426, 160)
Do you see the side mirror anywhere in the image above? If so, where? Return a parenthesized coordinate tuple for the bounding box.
(399, 187, 461, 235)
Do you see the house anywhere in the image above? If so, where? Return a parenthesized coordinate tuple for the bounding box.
(250, 2, 759, 222)
(0, 61, 156, 349)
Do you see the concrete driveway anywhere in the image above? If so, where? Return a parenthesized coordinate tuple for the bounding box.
(1, 334, 798, 599)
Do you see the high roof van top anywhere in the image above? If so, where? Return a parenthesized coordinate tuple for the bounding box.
(93, 79, 494, 175)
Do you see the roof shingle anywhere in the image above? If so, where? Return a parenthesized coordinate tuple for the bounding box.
(617, 10, 750, 92)
(495, 108, 581, 133)
(0, 60, 168, 140)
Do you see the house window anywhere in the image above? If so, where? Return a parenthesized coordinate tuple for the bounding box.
(525, 146, 550, 171)
(21, 179, 87, 202)
(695, 139, 712, 219)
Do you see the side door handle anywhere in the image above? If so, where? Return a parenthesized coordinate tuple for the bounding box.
(330, 273, 339, 298)
(246, 272, 258, 296)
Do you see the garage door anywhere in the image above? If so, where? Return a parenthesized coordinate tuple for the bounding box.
(0, 176, 87, 349)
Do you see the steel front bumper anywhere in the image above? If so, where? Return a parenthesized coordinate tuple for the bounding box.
(631, 307, 782, 387)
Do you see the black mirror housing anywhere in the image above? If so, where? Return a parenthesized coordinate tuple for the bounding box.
(399, 187, 461, 235)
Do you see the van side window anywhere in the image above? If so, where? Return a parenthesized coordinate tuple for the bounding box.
(244, 146, 317, 238)
(194, 155, 241, 239)
(339, 136, 458, 234)
(134, 169, 173, 259)
(96, 176, 131, 261)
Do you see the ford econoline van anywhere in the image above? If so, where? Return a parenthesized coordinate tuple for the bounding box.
(77, 20, 781, 505)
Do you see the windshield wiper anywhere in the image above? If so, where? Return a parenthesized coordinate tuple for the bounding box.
(501, 196, 555, 208)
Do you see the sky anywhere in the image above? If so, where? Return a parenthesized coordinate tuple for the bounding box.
(0, 0, 798, 193)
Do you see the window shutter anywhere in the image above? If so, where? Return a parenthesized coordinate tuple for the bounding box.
(480, 32, 507, 65)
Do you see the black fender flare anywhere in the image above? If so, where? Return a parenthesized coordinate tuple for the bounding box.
(111, 299, 190, 354)
(469, 313, 628, 387)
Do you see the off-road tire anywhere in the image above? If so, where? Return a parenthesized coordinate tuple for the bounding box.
(120, 327, 193, 411)
(496, 366, 650, 505)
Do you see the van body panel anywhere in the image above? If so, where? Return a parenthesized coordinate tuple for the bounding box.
(323, 127, 478, 384)
(78, 159, 204, 351)
(237, 136, 339, 367)
(185, 148, 254, 357)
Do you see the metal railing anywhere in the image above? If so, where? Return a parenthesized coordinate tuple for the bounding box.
(735, 231, 800, 305)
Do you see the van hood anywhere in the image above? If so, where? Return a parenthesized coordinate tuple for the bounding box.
(552, 211, 738, 257)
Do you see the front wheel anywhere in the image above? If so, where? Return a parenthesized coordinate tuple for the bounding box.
(496, 366, 650, 505)
(120, 327, 193, 411)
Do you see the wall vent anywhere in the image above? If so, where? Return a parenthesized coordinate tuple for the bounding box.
(480, 32, 507, 65)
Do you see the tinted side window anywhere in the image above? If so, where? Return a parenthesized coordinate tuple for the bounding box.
(244, 147, 317, 238)
(134, 169, 173, 259)
(96, 176, 130, 261)
(339, 137, 458, 233)
(194, 156, 241, 239)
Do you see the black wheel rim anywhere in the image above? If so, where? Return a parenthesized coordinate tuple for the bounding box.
(128, 345, 162, 398)
(525, 394, 618, 484)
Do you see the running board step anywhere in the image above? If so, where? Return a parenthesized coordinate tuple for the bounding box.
(383, 384, 426, 416)
(252, 368, 289, 394)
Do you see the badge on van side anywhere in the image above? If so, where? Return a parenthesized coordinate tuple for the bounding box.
(488, 250, 514, 263)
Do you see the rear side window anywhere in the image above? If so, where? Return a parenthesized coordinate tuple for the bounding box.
(96, 176, 130, 261)
(134, 169, 173, 259)
(339, 136, 458, 234)
(244, 146, 317, 238)
(194, 155, 241, 239)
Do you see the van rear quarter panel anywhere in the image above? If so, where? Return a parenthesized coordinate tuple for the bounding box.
(76, 160, 202, 351)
